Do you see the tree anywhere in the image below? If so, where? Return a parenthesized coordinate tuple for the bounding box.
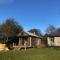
(0, 25, 5, 43)
(28, 28, 42, 36)
(0, 18, 23, 42)
(45, 25, 56, 35)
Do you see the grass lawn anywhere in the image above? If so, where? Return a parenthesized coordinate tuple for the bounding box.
(0, 48, 60, 60)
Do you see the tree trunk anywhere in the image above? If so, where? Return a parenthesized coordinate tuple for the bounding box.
(6, 37, 8, 42)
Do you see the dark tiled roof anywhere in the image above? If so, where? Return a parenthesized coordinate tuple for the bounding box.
(47, 28, 60, 37)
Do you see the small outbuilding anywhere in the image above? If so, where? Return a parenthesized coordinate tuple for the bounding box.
(47, 29, 60, 47)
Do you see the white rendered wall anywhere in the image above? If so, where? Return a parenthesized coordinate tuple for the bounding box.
(54, 37, 60, 46)
(47, 37, 51, 46)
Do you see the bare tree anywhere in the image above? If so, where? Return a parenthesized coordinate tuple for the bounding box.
(45, 25, 56, 35)
(28, 28, 42, 36)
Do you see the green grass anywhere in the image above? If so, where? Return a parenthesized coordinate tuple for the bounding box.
(0, 48, 60, 60)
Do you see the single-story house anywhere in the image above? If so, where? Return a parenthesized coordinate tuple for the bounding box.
(13, 32, 41, 49)
(0, 32, 41, 51)
(47, 29, 60, 47)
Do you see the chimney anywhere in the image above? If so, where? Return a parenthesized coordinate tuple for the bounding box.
(34, 32, 35, 35)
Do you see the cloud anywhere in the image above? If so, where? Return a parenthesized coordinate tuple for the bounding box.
(0, 0, 14, 5)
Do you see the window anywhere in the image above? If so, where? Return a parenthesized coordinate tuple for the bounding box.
(50, 37, 54, 42)
(50, 37, 54, 46)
